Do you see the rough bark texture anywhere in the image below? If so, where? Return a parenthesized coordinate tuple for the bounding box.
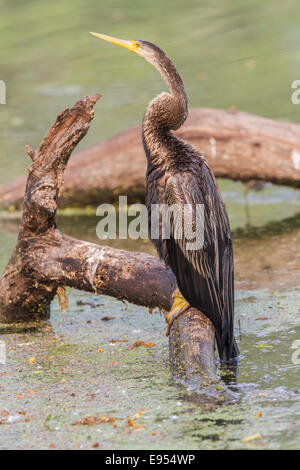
(1, 107, 300, 210)
(169, 308, 216, 382)
(0, 95, 217, 386)
(0, 95, 101, 321)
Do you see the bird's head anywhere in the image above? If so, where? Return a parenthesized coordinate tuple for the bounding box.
(90, 32, 188, 129)
(90, 32, 164, 68)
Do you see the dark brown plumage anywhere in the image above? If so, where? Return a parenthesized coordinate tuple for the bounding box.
(140, 40, 239, 362)
(90, 33, 239, 362)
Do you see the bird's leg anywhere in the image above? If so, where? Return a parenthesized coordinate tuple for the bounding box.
(165, 288, 190, 336)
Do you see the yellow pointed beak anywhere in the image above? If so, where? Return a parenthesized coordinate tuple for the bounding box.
(90, 32, 143, 56)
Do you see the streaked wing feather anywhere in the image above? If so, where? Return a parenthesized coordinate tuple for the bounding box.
(164, 169, 235, 359)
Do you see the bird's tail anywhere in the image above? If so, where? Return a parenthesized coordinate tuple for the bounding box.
(218, 334, 240, 365)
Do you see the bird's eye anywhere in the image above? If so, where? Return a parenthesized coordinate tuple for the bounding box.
(135, 41, 142, 49)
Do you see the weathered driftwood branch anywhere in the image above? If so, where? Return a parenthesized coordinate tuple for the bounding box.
(1, 107, 300, 210)
(0, 95, 101, 321)
(0, 95, 219, 389)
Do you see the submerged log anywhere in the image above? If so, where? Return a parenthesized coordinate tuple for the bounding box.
(1, 107, 300, 210)
(0, 95, 220, 389)
(169, 309, 217, 384)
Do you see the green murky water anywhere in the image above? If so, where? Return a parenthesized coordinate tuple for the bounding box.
(0, 287, 299, 450)
(0, 0, 299, 450)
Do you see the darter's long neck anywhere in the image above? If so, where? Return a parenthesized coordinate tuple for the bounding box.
(142, 53, 188, 166)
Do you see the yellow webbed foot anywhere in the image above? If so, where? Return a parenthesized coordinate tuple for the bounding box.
(165, 288, 190, 336)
